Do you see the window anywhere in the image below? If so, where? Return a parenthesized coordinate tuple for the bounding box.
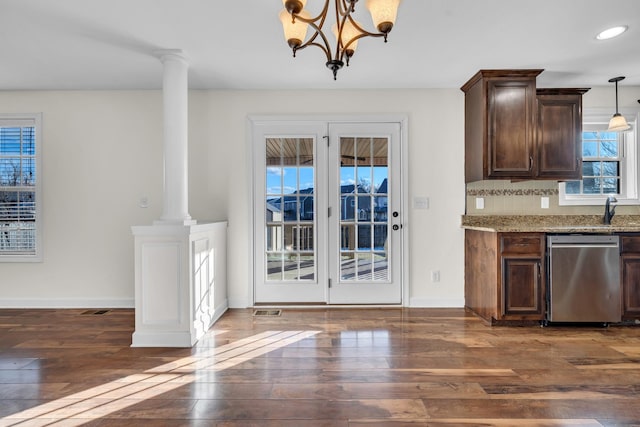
(0, 114, 42, 261)
(565, 130, 621, 194)
(560, 109, 639, 205)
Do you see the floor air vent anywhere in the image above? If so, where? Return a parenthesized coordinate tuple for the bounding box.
(253, 309, 282, 317)
(81, 310, 111, 315)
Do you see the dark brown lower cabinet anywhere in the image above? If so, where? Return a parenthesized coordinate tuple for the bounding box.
(465, 230, 545, 324)
(502, 256, 543, 317)
(620, 235, 640, 320)
(466, 230, 640, 324)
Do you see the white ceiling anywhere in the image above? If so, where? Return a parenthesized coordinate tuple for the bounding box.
(2, 0, 640, 91)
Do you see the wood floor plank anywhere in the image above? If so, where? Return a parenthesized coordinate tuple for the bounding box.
(1, 307, 640, 425)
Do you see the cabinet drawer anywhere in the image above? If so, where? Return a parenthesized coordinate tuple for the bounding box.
(621, 235, 640, 253)
(500, 234, 544, 254)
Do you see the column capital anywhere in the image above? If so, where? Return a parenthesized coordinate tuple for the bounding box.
(154, 49, 190, 65)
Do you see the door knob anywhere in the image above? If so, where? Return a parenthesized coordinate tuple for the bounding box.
(392, 224, 400, 231)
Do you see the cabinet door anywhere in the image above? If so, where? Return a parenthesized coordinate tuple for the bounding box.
(499, 233, 545, 321)
(536, 93, 583, 179)
(487, 79, 537, 178)
(621, 254, 640, 320)
(502, 256, 544, 319)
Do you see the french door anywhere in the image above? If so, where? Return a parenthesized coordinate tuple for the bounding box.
(252, 120, 403, 304)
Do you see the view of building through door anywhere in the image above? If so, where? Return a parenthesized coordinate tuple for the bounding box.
(265, 137, 317, 282)
(252, 120, 403, 305)
(337, 137, 389, 281)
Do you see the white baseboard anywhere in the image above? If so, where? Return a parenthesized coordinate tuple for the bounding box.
(131, 331, 196, 348)
(0, 298, 135, 309)
(211, 300, 229, 324)
(227, 297, 250, 309)
(227, 297, 464, 309)
(409, 297, 464, 308)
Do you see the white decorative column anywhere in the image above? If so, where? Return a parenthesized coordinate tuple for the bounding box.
(155, 49, 194, 225)
(131, 49, 228, 347)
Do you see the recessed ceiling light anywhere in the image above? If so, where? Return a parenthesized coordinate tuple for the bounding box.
(596, 25, 628, 40)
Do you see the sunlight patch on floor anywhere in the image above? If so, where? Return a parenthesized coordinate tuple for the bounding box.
(1, 330, 320, 426)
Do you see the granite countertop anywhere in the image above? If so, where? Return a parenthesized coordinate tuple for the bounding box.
(461, 215, 640, 233)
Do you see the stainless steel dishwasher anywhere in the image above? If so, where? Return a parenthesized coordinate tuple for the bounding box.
(547, 235, 621, 323)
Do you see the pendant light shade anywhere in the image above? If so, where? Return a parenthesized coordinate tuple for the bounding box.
(279, 9, 310, 49)
(365, 0, 401, 34)
(332, 18, 361, 61)
(608, 114, 631, 132)
(607, 76, 631, 132)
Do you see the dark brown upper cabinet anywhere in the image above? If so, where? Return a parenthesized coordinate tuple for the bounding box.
(461, 69, 589, 183)
(536, 88, 589, 180)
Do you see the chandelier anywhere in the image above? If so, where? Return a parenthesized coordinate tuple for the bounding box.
(279, 0, 402, 80)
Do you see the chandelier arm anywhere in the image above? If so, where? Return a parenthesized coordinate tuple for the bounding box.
(336, 0, 351, 17)
(292, 14, 333, 62)
(294, 40, 333, 63)
(335, 4, 389, 62)
(346, 15, 388, 38)
(334, 3, 351, 61)
(289, 0, 333, 63)
(338, 33, 381, 62)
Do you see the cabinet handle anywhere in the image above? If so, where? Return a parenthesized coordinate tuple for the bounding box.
(529, 156, 533, 171)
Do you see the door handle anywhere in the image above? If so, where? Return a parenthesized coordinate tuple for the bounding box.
(392, 224, 401, 231)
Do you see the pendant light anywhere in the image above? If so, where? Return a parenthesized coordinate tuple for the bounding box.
(607, 76, 631, 132)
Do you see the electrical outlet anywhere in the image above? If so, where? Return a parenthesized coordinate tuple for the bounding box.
(475, 197, 484, 209)
(541, 196, 549, 209)
(414, 197, 429, 209)
(431, 270, 440, 282)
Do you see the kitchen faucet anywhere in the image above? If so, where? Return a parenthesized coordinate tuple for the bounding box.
(603, 195, 617, 225)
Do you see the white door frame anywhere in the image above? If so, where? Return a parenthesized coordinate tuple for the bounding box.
(247, 114, 410, 307)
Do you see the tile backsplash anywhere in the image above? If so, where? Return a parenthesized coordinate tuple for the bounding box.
(466, 180, 640, 215)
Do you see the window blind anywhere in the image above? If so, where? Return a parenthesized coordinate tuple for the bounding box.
(0, 124, 37, 255)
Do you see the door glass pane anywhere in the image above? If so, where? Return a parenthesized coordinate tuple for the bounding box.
(267, 253, 283, 281)
(357, 196, 371, 221)
(341, 224, 355, 250)
(340, 252, 355, 280)
(265, 137, 316, 282)
(373, 252, 389, 281)
(374, 224, 387, 250)
(299, 252, 315, 280)
(356, 253, 372, 279)
(265, 224, 282, 251)
(339, 136, 389, 282)
(283, 254, 299, 280)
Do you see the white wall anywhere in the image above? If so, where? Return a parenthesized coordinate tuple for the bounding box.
(0, 91, 164, 307)
(188, 89, 466, 308)
(29, 86, 637, 308)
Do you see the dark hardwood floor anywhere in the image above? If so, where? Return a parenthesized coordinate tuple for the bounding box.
(1, 307, 640, 426)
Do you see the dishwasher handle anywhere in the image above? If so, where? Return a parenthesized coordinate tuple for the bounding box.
(550, 243, 619, 249)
